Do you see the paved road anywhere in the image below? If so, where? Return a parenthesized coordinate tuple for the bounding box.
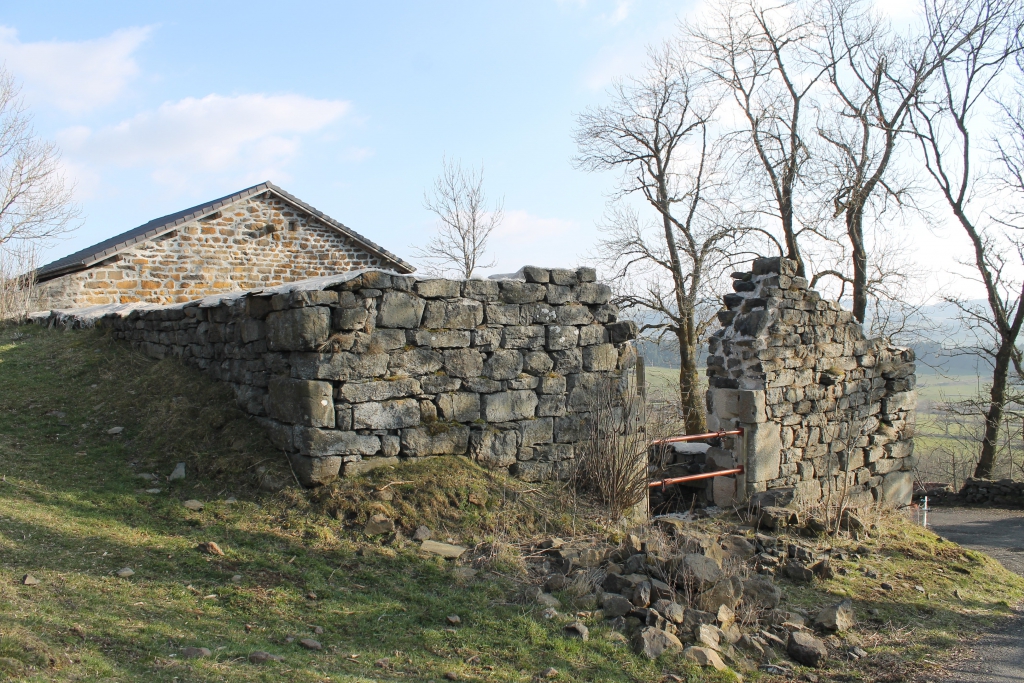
(928, 507, 1024, 683)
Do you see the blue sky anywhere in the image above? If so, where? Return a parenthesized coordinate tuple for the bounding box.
(1, 0, 689, 275)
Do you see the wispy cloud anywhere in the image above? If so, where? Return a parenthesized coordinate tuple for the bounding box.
(0, 25, 152, 113)
(59, 93, 351, 188)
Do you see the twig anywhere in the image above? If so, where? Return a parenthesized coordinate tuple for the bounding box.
(377, 481, 413, 491)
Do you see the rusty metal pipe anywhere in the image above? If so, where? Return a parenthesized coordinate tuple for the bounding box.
(648, 467, 745, 489)
(650, 429, 743, 445)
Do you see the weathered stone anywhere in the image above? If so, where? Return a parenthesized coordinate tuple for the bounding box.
(365, 514, 395, 535)
(499, 281, 547, 304)
(745, 422, 783, 483)
(503, 325, 546, 349)
(522, 351, 554, 375)
(680, 554, 723, 590)
(389, 348, 443, 374)
(341, 378, 420, 403)
(267, 377, 334, 427)
(415, 279, 462, 298)
(605, 320, 637, 343)
(266, 307, 331, 351)
(422, 299, 484, 329)
(293, 427, 380, 456)
(421, 540, 466, 558)
(815, 599, 855, 632)
(442, 348, 485, 378)
(436, 392, 481, 422)
(352, 399, 421, 430)
(462, 279, 499, 300)
(483, 349, 523, 380)
(482, 391, 538, 422)
(632, 627, 682, 659)
(287, 453, 343, 485)
(470, 427, 519, 468)
(376, 291, 425, 328)
(683, 646, 727, 670)
(742, 576, 782, 609)
(343, 456, 400, 476)
(519, 418, 553, 449)
(411, 329, 471, 348)
(555, 304, 594, 325)
(575, 282, 612, 305)
(583, 344, 618, 371)
(546, 325, 579, 351)
(879, 470, 913, 505)
(401, 424, 470, 456)
(788, 630, 828, 667)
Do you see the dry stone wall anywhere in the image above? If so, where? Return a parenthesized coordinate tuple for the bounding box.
(95, 267, 638, 486)
(704, 257, 917, 508)
(33, 194, 392, 310)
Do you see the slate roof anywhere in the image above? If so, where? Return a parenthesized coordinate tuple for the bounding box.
(35, 182, 414, 281)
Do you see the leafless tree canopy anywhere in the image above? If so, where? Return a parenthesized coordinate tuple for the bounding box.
(0, 66, 79, 253)
(413, 158, 503, 279)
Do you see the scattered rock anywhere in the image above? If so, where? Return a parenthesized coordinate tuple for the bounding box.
(364, 514, 395, 536)
(683, 646, 727, 670)
(197, 541, 225, 556)
(181, 647, 211, 659)
(445, 672, 460, 680)
(743, 576, 782, 608)
(788, 630, 828, 667)
(447, 614, 461, 625)
(810, 559, 834, 580)
(880, 582, 893, 591)
(814, 599, 855, 632)
(541, 607, 558, 619)
(248, 651, 284, 663)
(413, 525, 432, 541)
(601, 594, 634, 618)
(145, 488, 162, 494)
(107, 426, 124, 435)
(632, 627, 683, 659)
(21, 574, 40, 586)
(540, 668, 559, 678)
(116, 567, 135, 578)
(169, 462, 186, 481)
(299, 638, 322, 651)
(232, 574, 242, 582)
(421, 540, 466, 558)
(695, 623, 722, 651)
(784, 561, 815, 583)
(544, 574, 566, 592)
(564, 621, 589, 641)
(717, 604, 735, 629)
(182, 500, 204, 511)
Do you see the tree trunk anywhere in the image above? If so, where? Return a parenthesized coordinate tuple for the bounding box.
(848, 208, 868, 324)
(676, 328, 706, 435)
(974, 339, 1013, 479)
(780, 198, 805, 277)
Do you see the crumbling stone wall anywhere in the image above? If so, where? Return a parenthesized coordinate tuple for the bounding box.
(703, 257, 917, 508)
(94, 267, 638, 486)
(33, 194, 394, 310)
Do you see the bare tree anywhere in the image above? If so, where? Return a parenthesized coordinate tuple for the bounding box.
(413, 158, 503, 278)
(910, 0, 1023, 479)
(574, 45, 749, 434)
(689, 0, 833, 278)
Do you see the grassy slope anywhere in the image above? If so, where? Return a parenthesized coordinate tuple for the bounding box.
(0, 326, 724, 683)
(0, 328, 1021, 682)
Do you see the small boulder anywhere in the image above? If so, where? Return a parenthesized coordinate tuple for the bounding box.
(413, 525, 432, 541)
(788, 630, 827, 667)
(716, 604, 735, 630)
(815, 599, 855, 632)
(364, 514, 395, 536)
(181, 646, 211, 659)
(169, 462, 186, 481)
(446, 615, 461, 625)
(783, 561, 815, 583)
(695, 623, 722, 651)
(601, 594, 634, 618)
(683, 646, 727, 671)
(742, 576, 782, 609)
(116, 567, 135, 578)
(197, 541, 225, 556)
(564, 621, 589, 641)
(632, 627, 683, 659)
(21, 574, 40, 586)
(107, 426, 124, 435)
(249, 651, 284, 663)
(652, 599, 685, 624)
(182, 500, 204, 511)
(299, 638, 322, 651)
(421, 540, 466, 558)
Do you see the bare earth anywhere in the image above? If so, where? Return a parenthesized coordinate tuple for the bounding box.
(927, 507, 1024, 683)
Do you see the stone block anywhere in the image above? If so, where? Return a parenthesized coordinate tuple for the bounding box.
(534, 443, 574, 461)
(436, 392, 481, 422)
(523, 303, 557, 324)
(422, 299, 484, 329)
(568, 372, 612, 410)
(737, 390, 767, 423)
(537, 395, 566, 416)
(470, 427, 519, 468)
(376, 291, 425, 328)
(482, 390, 539, 422)
(287, 453, 343, 487)
(389, 348, 443, 374)
(352, 399, 421, 430)
(293, 427, 381, 456)
(583, 344, 618, 371)
(606, 320, 637, 343)
(241, 319, 265, 343)
(443, 348, 485, 377)
(547, 325, 579, 351)
(518, 417, 553, 449)
(546, 284, 573, 304)
(744, 422, 782, 483)
(539, 374, 566, 394)
(499, 281, 547, 304)
(411, 329, 471, 348)
(401, 424, 470, 456)
(578, 324, 607, 346)
(712, 475, 737, 507)
(556, 304, 594, 325)
(575, 282, 611, 304)
(554, 413, 591, 442)
(419, 374, 462, 393)
(371, 329, 407, 350)
(503, 325, 546, 349)
(266, 307, 330, 351)
(552, 348, 583, 374)
(267, 377, 335, 427)
(484, 349, 523, 380)
(332, 307, 368, 331)
(522, 351, 554, 375)
(415, 279, 462, 298)
(340, 378, 421, 403)
(879, 470, 912, 506)
(521, 266, 550, 283)
(485, 303, 522, 325)
(462, 279, 500, 301)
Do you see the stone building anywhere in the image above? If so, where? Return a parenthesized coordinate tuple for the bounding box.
(30, 182, 413, 310)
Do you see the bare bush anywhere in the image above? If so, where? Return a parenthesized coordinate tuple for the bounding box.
(0, 240, 37, 321)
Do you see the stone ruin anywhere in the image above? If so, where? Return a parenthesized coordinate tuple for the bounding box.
(32, 257, 917, 509)
(697, 257, 916, 508)
(84, 267, 639, 486)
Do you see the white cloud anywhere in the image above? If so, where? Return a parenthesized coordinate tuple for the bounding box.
(59, 94, 351, 186)
(0, 25, 151, 113)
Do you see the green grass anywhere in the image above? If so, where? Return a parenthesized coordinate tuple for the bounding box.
(0, 325, 732, 682)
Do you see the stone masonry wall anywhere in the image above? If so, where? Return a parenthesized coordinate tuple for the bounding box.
(94, 267, 639, 486)
(33, 194, 391, 310)
(703, 257, 917, 508)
